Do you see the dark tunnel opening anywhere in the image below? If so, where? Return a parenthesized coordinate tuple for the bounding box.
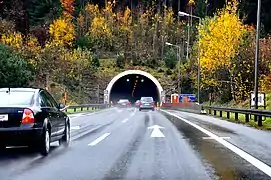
(110, 74, 159, 104)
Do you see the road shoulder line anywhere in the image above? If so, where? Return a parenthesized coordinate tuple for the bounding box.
(162, 110, 271, 177)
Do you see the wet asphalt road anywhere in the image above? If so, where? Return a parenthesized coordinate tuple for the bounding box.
(0, 107, 271, 180)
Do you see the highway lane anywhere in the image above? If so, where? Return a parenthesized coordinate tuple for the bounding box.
(0, 107, 129, 179)
(0, 107, 271, 180)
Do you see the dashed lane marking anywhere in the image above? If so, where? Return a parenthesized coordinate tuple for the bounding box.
(88, 133, 111, 146)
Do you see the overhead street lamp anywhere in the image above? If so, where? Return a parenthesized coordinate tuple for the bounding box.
(254, 0, 262, 126)
(178, 11, 201, 104)
(166, 42, 181, 96)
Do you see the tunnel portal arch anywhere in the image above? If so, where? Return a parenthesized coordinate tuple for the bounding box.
(104, 70, 165, 104)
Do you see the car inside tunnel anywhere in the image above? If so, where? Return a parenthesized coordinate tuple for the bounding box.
(110, 74, 159, 104)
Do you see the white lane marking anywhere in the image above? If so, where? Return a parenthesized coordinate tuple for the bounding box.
(116, 109, 123, 113)
(162, 110, 271, 177)
(88, 133, 111, 146)
(202, 136, 231, 140)
(71, 126, 80, 130)
(122, 118, 129, 123)
(68, 114, 84, 119)
(148, 125, 165, 138)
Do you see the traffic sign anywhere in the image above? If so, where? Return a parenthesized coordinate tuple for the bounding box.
(179, 94, 196, 102)
(251, 92, 265, 107)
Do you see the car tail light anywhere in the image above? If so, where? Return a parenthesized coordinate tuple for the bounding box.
(22, 109, 35, 124)
(140, 102, 142, 107)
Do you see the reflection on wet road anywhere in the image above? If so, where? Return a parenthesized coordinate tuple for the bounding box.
(0, 107, 271, 180)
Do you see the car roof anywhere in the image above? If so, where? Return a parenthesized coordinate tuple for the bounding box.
(0, 87, 43, 93)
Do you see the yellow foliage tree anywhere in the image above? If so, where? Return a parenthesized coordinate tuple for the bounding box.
(85, 4, 100, 18)
(120, 7, 132, 30)
(198, 0, 246, 87)
(0, 32, 23, 49)
(48, 18, 75, 47)
(88, 16, 113, 48)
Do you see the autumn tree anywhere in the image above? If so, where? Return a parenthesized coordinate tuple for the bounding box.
(61, 0, 75, 18)
(48, 0, 75, 47)
(198, 0, 246, 101)
(48, 18, 75, 46)
(86, 2, 114, 51)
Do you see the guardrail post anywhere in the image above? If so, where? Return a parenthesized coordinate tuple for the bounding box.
(227, 112, 230, 119)
(259, 116, 262, 122)
(87, 107, 89, 110)
(209, 109, 211, 114)
(74, 108, 76, 112)
(245, 114, 249, 122)
(214, 110, 217, 116)
(235, 112, 238, 120)
(81, 107, 83, 111)
(219, 111, 222, 117)
(254, 115, 258, 122)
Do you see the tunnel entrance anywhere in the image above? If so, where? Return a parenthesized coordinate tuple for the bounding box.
(104, 70, 164, 104)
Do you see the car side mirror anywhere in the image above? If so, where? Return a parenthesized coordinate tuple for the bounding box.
(59, 103, 65, 109)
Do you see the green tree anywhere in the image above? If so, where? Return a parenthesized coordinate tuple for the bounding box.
(116, 53, 125, 68)
(164, 48, 177, 69)
(28, 0, 62, 26)
(0, 43, 34, 87)
(92, 54, 100, 69)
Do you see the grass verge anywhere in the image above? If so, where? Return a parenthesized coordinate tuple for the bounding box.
(207, 111, 271, 131)
(65, 107, 97, 114)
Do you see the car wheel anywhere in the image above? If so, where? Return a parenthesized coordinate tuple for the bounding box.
(139, 108, 141, 111)
(152, 108, 155, 111)
(40, 127, 50, 156)
(60, 121, 70, 148)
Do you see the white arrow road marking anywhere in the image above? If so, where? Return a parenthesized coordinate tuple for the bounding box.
(71, 126, 80, 130)
(148, 125, 165, 138)
(162, 110, 271, 177)
(122, 118, 129, 123)
(88, 133, 111, 146)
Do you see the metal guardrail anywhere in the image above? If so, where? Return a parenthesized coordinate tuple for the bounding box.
(61, 104, 109, 113)
(161, 102, 203, 114)
(160, 103, 270, 126)
(202, 106, 271, 124)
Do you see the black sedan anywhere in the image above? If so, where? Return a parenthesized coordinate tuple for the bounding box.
(0, 88, 70, 156)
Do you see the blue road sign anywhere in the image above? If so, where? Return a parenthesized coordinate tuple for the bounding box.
(179, 94, 197, 102)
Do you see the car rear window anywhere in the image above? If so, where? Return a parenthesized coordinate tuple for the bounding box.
(0, 91, 35, 106)
(141, 97, 153, 102)
(119, 99, 129, 103)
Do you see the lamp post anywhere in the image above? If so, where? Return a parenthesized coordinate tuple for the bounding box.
(254, 0, 262, 126)
(165, 42, 181, 96)
(178, 11, 201, 104)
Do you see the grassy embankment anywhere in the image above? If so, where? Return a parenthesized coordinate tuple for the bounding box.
(204, 93, 271, 130)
